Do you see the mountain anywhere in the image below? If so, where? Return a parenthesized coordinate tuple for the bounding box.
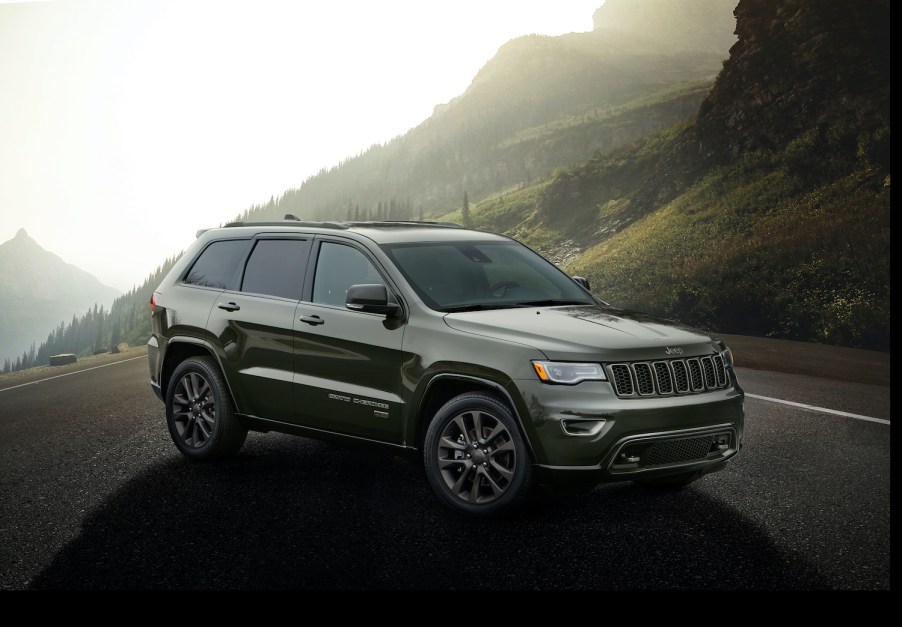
(238, 0, 738, 223)
(593, 0, 739, 55)
(475, 0, 888, 350)
(0, 229, 120, 365)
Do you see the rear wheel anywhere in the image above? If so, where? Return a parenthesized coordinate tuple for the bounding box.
(165, 356, 247, 460)
(424, 392, 533, 516)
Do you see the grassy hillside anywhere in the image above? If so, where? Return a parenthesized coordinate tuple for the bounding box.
(568, 141, 889, 349)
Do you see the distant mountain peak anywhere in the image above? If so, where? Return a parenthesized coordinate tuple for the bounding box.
(0, 231, 120, 363)
(4, 228, 42, 254)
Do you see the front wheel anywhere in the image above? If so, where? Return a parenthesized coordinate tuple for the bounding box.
(165, 356, 247, 460)
(424, 392, 533, 516)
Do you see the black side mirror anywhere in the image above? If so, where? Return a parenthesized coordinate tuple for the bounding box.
(346, 284, 401, 318)
(572, 276, 591, 291)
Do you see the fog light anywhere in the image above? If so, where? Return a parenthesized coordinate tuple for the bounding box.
(561, 419, 606, 437)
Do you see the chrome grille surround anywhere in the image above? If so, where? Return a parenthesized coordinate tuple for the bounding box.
(609, 364, 633, 396)
(687, 358, 704, 392)
(633, 363, 655, 396)
(671, 360, 689, 393)
(607, 355, 730, 398)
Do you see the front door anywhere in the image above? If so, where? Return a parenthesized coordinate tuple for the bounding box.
(292, 239, 406, 443)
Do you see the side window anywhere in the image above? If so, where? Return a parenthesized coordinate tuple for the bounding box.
(183, 240, 249, 290)
(312, 242, 385, 307)
(241, 239, 310, 300)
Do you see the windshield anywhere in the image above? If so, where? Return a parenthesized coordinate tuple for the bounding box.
(381, 241, 595, 312)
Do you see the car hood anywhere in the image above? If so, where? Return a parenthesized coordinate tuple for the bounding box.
(443, 304, 721, 362)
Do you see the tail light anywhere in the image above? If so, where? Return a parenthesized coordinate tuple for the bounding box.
(150, 293, 159, 313)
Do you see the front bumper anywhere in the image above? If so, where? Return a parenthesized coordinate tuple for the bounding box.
(534, 424, 741, 490)
(510, 377, 745, 489)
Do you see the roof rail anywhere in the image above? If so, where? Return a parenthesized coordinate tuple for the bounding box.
(218, 219, 464, 231)
(341, 221, 464, 229)
(223, 220, 349, 230)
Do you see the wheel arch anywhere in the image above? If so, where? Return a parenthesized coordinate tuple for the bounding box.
(160, 338, 239, 410)
(412, 374, 536, 460)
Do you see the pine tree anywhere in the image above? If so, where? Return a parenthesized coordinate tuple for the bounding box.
(461, 191, 474, 228)
(111, 317, 122, 347)
(95, 305, 105, 352)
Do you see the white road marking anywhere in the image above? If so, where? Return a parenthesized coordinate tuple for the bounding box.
(745, 393, 890, 426)
(2, 359, 889, 427)
(0, 356, 145, 393)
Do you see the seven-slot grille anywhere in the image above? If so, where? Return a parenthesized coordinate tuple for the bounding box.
(607, 355, 729, 397)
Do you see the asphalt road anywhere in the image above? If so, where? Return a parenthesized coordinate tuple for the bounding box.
(0, 350, 890, 590)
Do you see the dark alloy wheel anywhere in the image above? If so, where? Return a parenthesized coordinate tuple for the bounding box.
(165, 356, 247, 460)
(424, 392, 532, 516)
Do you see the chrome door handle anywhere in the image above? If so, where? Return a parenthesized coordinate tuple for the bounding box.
(299, 315, 325, 326)
(218, 302, 240, 312)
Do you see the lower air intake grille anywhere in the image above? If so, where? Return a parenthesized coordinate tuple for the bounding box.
(646, 435, 715, 466)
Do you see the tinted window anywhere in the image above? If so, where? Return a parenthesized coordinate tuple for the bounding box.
(382, 241, 593, 311)
(312, 242, 385, 307)
(241, 239, 310, 300)
(183, 240, 249, 290)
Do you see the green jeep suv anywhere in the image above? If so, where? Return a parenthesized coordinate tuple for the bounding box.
(148, 219, 744, 515)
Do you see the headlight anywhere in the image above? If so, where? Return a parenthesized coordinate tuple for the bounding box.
(532, 361, 607, 385)
(721, 347, 734, 368)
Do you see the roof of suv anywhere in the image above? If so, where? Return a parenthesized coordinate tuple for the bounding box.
(208, 219, 511, 245)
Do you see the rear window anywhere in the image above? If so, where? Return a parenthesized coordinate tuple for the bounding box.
(183, 239, 249, 290)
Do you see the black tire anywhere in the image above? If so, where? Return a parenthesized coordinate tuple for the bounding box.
(424, 392, 533, 516)
(635, 469, 703, 489)
(165, 356, 247, 460)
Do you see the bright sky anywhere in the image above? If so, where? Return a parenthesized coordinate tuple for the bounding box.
(0, 0, 603, 292)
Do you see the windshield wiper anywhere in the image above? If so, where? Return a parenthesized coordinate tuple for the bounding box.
(442, 300, 590, 313)
(442, 304, 526, 313)
(510, 300, 591, 308)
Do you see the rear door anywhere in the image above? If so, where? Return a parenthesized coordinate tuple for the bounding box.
(292, 238, 406, 443)
(166, 238, 252, 341)
(206, 236, 311, 421)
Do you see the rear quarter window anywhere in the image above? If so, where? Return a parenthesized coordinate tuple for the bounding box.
(183, 239, 250, 290)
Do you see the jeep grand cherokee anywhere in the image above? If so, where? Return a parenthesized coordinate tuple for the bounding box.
(148, 219, 744, 515)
